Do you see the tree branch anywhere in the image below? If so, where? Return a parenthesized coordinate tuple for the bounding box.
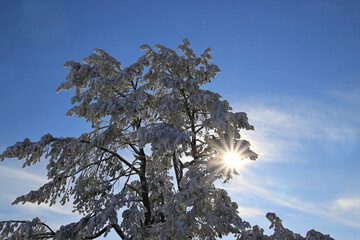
(172, 151, 182, 191)
(1, 220, 56, 235)
(138, 147, 152, 226)
(80, 140, 139, 174)
(129, 144, 141, 155)
(84, 223, 126, 239)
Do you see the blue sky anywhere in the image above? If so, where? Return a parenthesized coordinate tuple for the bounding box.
(0, 1, 359, 239)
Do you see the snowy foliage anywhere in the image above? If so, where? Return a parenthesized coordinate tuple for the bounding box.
(0, 39, 333, 239)
(236, 213, 334, 240)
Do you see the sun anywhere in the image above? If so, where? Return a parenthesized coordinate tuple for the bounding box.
(224, 151, 241, 168)
(214, 151, 247, 175)
(209, 133, 254, 175)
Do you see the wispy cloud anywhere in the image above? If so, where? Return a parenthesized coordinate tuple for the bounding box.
(330, 197, 360, 213)
(16, 202, 76, 216)
(234, 91, 360, 162)
(0, 166, 80, 230)
(0, 165, 48, 207)
(245, 101, 359, 141)
(237, 206, 264, 218)
(226, 91, 360, 234)
(0, 202, 81, 231)
(228, 172, 360, 230)
(0, 166, 47, 184)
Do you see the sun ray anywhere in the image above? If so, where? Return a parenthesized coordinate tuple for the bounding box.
(209, 133, 253, 176)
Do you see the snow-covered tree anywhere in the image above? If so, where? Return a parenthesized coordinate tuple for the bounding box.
(236, 213, 334, 240)
(0, 39, 334, 240)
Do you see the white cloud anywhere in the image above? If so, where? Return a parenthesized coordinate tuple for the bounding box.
(228, 172, 360, 230)
(233, 93, 360, 163)
(237, 206, 264, 218)
(331, 197, 360, 213)
(0, 166, 47, 184)
(0, 166, 48, 207)
(226, 92, 360, 234)
(0, 166, 76, 216)
(244, 103, 358, 141)
(1, 202, 82, 231)
(17, 202, 76, 216)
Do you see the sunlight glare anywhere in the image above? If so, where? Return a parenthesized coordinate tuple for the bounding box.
(224, 152, 241, 168)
